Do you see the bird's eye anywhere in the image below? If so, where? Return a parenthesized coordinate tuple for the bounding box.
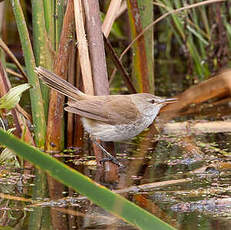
(150, 99, 155, 104)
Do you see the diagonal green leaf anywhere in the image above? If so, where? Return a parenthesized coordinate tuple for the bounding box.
(0, 128, 175, 230)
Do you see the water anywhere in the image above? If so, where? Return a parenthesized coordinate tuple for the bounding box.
(1, 131, 231, 229)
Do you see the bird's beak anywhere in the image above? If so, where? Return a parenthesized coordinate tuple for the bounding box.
(159, 98, 178, 104)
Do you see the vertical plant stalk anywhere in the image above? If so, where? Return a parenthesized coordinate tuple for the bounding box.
(137, 0, 154, 93)
(31, 0, 53, 118)
(43, 0, 55, 49)
(45, 0, 74, 153)
(45, 1, 75, 229)
(74, 59, 86, 149)
(31, 0, 52, 69)
(7, 3, 48, 228)
(10, 0, 46, 148)
(127, 0, 150, 93)
(45, 6, 74, 156)
(82, 1, 109, 96)
(102, 0, 122, 37)
(0, 2, 4, 34)
(30, 1, 56, 230)
(74, 0, 107, 167)
(55, 0, 65, 46)
(43, 0, 53, 33)
(66, 46, 84, 150)
(83, 0, 119, 180)
(66, 44, 76, 148)
(73, 0, 94, 95)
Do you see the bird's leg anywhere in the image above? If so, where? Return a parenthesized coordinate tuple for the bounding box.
(92, 140, 124, 168)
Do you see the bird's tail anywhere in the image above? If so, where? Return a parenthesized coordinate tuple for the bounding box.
(35, 66, 86, 100)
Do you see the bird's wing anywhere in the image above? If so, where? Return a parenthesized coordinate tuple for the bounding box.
(65, 106, 109, 122)
(65, 95, 140, 125)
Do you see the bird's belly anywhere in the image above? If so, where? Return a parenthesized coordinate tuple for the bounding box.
(82, 118, 123, 141)
(81, 116, 154, 142)
(115, 116, 154, 141)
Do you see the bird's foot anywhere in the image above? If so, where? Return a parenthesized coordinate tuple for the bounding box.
(100, 155, 124, 168)
(92, 140, 124, 168)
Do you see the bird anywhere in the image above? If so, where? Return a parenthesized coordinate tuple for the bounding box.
(35, 66, 176, 167)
